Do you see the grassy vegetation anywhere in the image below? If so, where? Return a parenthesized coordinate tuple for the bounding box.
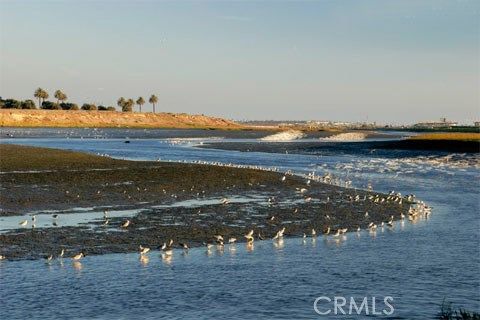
(439, 300, 480, 320)
(409, 132, 480, 141)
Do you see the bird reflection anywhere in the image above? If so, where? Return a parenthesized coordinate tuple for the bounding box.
(161, 253, 173, 265)
(246, 242, 254, 252)
(139, 255, 149, 266)
(273, 238, 284, 250)
(72, 261, 83, 271)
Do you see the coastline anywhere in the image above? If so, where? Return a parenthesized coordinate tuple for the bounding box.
(0, 109, 243, 130)
(0, 144, 411, 260)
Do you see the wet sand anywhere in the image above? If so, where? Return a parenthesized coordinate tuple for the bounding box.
(0, 144, 411, 260)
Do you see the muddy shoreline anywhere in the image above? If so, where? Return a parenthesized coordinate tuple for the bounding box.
(0, 144, 412, 261)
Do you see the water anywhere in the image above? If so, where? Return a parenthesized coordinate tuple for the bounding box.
(0, 130, 479, 319)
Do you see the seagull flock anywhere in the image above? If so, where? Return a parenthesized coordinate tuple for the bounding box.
(1, 170, 432, 263)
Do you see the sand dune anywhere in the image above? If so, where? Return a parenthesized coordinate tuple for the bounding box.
(0, 109, 242, 129)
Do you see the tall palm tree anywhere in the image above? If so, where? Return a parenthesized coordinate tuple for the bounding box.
(34, 88, 49, 108)
(54, 90, 67, 105)
(117, 97, 126, 109)
(136, 97, 145, 112)
(149, 94, 158, 113)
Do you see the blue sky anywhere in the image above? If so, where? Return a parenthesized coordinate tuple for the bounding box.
(0, 0, 478, 124)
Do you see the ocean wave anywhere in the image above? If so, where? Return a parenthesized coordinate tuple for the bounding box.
(320, 132, 367, 141)
(260, 130, 305, 141)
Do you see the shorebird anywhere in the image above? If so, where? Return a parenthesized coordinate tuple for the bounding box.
(244, 230, 255, 242)
(333, 229, 341, 237)
(103, 210, 108, 219)
(45, 255, 53, 262)
(214, 235, 224, 243)
(273, 227, 285, 240)
(356, 226, 361, 232)
(139, 246, 150, 255)
(303, 233, 307, 238)
(323, 226, 331, 235)
(72, 252, 84, 260)
(228, 237, 237, 244)
(220, 198, 230, 205)
(32, 215, 36, 222)
(0, 255, 5, 260)
(19, 220, 28, 227)
(281, 175, 286, 182)
(204, 242, 213, 250)
(311, 228, 317, 237)
(59, 249, 65, 258)
(121, 220, 130, 228)
(368, 222, 377, 231)
(258, 232, 265, 240)
(103, 219, 109, 225)
(179, 243, 189, 250)
(52, 214, 59, 219)
(339, 228, 348, 234)
(365, 212, 369, 218)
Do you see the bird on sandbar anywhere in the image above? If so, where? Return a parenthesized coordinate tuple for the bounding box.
(72, 252, 84, 260)
(121, 220, 131, 228)
(273, 227, 285, 240)
(139, 245, 150, 255)
(244, 230, 255, 242)
(323, 226, 331, 235)
(19, 220, 28, 227)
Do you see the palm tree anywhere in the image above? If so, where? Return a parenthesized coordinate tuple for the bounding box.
(122, 99, 134, 112)
(34, 88, 49, 108)
(117, 97, 126, 109)
(54, 90, 67, 105)
(136, 97, 145, 112)
(149, 94, 158, 113)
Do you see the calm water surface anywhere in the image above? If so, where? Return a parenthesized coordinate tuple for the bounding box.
(0, 130, 479, 319)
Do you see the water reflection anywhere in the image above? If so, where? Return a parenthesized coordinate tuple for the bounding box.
(72, 261, 83, 271)
(273, 238, 284, 250)
(161, 253, 173, 265)
(139, 255, 149, 266)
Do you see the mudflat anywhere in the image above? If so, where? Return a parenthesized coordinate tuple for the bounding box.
(0, 144, 410, 260)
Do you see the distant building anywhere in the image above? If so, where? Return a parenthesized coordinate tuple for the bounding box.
(474, 121, 480, 127)
(413, 118, 458, 129)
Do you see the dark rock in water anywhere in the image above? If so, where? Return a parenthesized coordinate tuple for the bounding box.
(124, 140, 130, 143)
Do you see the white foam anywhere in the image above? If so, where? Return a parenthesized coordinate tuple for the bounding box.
(321, 132, 367, 142)
(260, 130, 305, 141)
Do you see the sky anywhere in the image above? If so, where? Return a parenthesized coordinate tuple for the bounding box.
(0, 0, 479, 124)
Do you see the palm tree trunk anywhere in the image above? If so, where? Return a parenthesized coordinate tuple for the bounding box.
(38, 98, 41, 108)
(153, 103, 155, 113)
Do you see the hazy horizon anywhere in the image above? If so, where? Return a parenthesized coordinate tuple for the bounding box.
(1, 0, 479, 124)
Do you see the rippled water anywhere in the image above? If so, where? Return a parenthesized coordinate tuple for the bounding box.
(1, 131, 479, 319)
